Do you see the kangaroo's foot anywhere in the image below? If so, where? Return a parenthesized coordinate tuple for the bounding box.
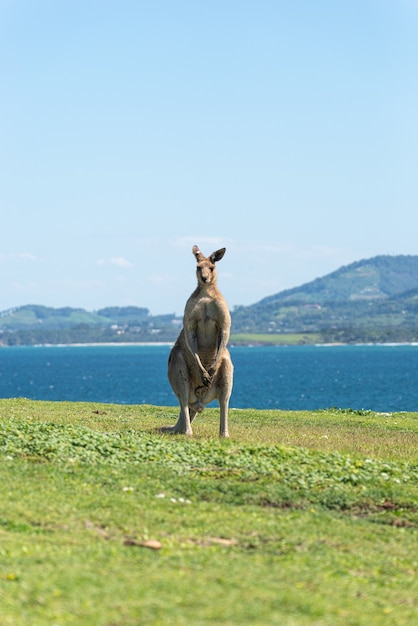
(160, 425, 193, 436)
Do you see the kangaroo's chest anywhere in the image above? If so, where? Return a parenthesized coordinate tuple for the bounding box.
(193, 300, 219, 329)
(189, 297, 217, 320)
(187, 299, 220, 342)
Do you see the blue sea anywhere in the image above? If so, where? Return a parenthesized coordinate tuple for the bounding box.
(0, 344, 418, 412)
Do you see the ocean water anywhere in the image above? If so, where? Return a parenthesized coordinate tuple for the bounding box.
(0, 344, 418, 412)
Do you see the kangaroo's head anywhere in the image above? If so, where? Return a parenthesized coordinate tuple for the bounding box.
(193, 245, 226, 287)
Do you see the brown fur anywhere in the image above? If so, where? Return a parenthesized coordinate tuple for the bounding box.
(167, 245, 233, 436)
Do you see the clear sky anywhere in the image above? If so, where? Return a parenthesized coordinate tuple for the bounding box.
(1, 0, 417, 316)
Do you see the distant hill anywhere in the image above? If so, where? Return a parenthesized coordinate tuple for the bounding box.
(0, 305, 151, 331)
(231, 255, 418, 343)
(257, 255, 418, 304)
(2, 255, 418, 345)
(0, 305, 181, 345)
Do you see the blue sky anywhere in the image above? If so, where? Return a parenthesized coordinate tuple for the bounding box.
(1, 0, 417, 316)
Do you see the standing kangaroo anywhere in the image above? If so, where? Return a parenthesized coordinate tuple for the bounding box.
(167, 245, 233, 437)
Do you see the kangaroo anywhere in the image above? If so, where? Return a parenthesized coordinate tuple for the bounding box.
(167, 245, 233, 436)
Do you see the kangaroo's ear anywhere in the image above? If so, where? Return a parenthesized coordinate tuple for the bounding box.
(210, 248, 226, 263)
(192, 245, 205, 261)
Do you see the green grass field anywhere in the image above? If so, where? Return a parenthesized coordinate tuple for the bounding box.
(1, 399, 417, 625)
(229, 333, 323, 345)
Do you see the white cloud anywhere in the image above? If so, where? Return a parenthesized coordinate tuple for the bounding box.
(0, 253, 36, 262)
(96, 257, 133, 268)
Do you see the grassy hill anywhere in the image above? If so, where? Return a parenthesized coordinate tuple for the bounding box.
(0, 305, 181, 345)
(231, 255, 418, 343)
(0, 305, 152, 331)
(258, 255, 418, 304)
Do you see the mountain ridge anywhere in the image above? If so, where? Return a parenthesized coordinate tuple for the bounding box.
(256, 254, 418, 306)
(1, 255, 418, 345)
(231, 254, 418, 342)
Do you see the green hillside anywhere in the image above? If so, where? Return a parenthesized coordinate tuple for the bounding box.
(0, 305, 181, 345)
(231, 255, 418, 343)
(0, 305, 154, 331)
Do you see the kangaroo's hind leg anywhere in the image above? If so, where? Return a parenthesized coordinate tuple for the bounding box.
(173, 403, 193, 435)
(216, 355, 234, 438)
(168, 349, 194, 436)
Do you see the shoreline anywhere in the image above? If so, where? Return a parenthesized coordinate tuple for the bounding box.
(37, 342, 175, 347)
(1, 341, 418, 348)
